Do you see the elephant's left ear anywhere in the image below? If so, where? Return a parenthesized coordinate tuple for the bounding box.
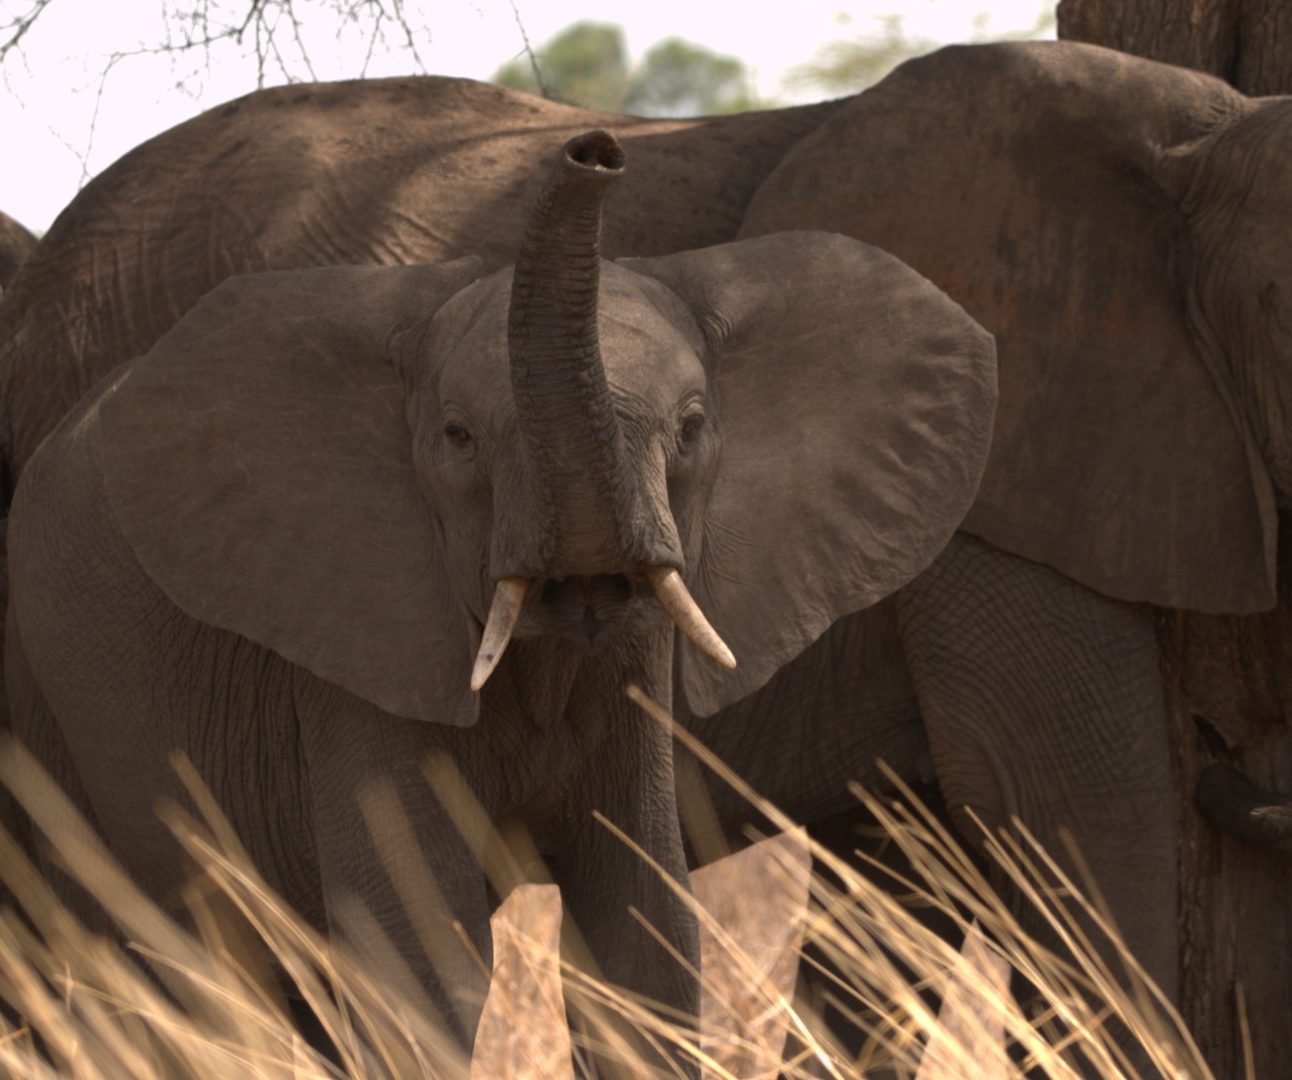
(98, 259, 484, 726)
(624, 232, 997, 715)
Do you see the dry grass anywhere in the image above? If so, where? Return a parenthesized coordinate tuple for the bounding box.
(0, 688, 1212, 1079)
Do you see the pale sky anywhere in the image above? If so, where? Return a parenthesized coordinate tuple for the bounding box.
(1, 0, 1053, 230)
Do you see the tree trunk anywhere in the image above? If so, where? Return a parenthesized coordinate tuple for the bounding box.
(1058, 7, 1292, 1077)
(1160, 531, 1292, 1079)
(1058, 0, 1292, 95)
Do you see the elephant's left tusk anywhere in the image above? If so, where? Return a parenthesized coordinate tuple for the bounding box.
(471, 577, 529, 692)
(645, 566, 737, 670)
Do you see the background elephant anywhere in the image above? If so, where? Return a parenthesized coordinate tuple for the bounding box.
(3, 39, 1283, 1050)
(0, 77, 841, 482)
(5, 131, 995, 1066)
(0, 210, 35, 291)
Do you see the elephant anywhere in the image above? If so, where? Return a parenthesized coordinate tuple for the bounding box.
(724, 39, 1292, 881)
(4, 37, 1289, 1044)
(693, 39, 1292, 1028)
(0, 210, 35, 291)
(0, 77, 843, 481)
(4, 130, 997, 1070)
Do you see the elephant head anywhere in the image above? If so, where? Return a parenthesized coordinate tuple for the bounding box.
(95, 130, 996, 722)
(741, 40, 1292, 616)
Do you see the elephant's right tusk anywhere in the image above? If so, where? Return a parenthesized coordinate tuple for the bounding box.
(645, 566, 737, 670)
(471, 577, 529, 692)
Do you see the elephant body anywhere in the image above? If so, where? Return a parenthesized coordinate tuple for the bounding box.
(0, 211, 36, 291)
(5, 131, 994, 1063)
(0, 77, 840, 480)
(6, 395, 687, 1037)
(5, 38, 1286, 1043)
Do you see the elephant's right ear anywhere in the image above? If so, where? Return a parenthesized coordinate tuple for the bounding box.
(625, 232, 997, 716)
(99, 259, 485, 725)
(742, 42, 1276, 613)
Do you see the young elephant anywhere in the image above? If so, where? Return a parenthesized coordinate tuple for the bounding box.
(5, 133, 995, 1063)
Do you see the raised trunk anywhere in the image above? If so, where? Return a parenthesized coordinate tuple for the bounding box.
(507, 131, 641, 575)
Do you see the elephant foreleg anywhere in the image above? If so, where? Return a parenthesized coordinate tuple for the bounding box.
(297, 698, 493, 1058)
(893, 532, 1179, 1002)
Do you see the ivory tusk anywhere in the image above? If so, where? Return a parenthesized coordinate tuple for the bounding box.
(471, 577, 529, 692)
(645, 566, 737, 670)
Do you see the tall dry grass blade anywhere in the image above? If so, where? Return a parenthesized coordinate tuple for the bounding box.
(0, 698, 1219, 1080)
(913, 921, 1011, 1079)
(474, 884, 572, 1080)
(692, 832, 812, 1080)
(353, 778, 471, 1027)
(421, 751, 654, 1075)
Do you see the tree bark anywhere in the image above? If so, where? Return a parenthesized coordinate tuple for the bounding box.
(1058, 0, 1292, 94)
(1157, 514, 1292, 1080)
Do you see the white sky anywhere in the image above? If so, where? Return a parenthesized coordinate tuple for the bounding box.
(1, 0, 1052, 229)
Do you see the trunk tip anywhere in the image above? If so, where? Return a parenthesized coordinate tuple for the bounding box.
(564, 130, 626, 174)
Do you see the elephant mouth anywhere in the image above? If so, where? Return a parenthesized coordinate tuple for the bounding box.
(518, 574, 651, 650)
(470, 567, 735, 692)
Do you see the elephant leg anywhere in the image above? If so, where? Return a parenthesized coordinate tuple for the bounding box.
(549, 695, 700, 1079)
(893, 532, 1178, 1005)
(3, 608, 114, 935)
(297, 697, 492, 1055)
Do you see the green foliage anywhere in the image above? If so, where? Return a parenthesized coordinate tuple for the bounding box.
(787, 5, 1057, 97)
(494, 21, 628, 111)
(625, 38, 756, 116)
(786, 14, 933, 96)
(493, 21, 760, 116)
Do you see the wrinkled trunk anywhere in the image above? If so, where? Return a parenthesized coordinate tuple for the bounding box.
(507, 131, 642, 575)
(472, 131, 728, 692)
(1058, 0, 1292, 94)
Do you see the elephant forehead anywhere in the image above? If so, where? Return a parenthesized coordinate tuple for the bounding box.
(598, 305, 704, 406)
(433, 265, 704, 414)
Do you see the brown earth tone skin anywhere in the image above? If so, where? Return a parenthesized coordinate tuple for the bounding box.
(1058, 10, 1292, 1077)
(0, 211, 35, 292)
(737, 41, 1292, 1076)
(0, 78, 842, 482)
(4, 126, 993, 1071)
(8, 44, 1292, 1072)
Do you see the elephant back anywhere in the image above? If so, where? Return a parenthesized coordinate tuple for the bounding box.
(0, 77, 842, 485)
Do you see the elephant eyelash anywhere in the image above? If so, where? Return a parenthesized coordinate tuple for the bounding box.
(677, 410, 706, 452)
(679, 415, 705, 442)
(443, 421, 473, 447)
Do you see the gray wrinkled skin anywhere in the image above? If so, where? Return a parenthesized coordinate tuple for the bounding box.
(7, 38, 1289, 1047)
(7, 218, 992, 1067)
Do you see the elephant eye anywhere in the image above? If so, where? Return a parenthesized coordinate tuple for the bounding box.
(678, 410, 705, 449)
(444, 421, 473, 447)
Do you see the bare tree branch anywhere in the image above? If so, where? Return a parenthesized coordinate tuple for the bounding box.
(0, 0, 58, 63)
(507, 0, 548, 99)
(1, 0, 433, 90)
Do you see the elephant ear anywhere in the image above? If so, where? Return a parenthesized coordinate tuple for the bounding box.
(625, 231, 997, 716)
(99, 260, 484, 725)
(741, 41, 1276, 613)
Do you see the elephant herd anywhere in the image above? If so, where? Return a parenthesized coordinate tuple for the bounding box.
(0, 38, 1289, 1070)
